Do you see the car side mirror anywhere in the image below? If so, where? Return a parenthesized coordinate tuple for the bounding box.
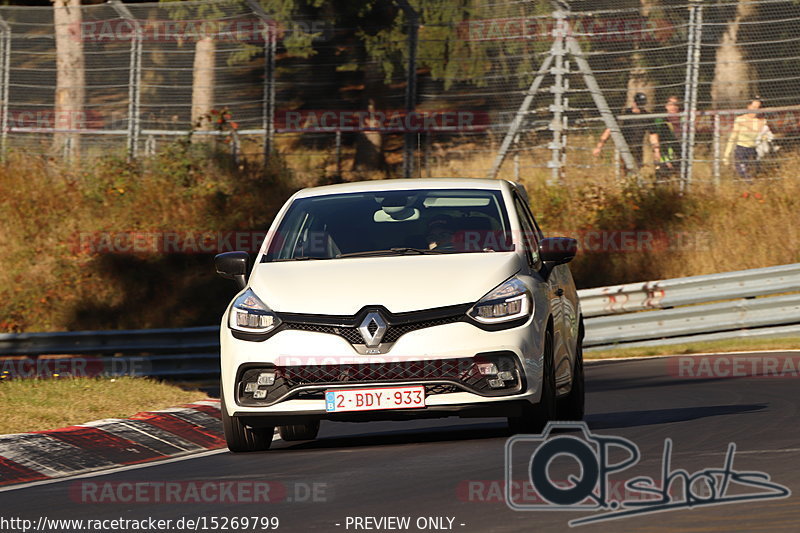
(215, 251, 250, 290)
(539, 237, 578, 265)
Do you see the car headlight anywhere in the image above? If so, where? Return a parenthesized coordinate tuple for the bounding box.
(468, 277, 532, 324)
(229, 289, 281, 334)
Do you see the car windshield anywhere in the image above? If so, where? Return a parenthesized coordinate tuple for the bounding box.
(263, 188, 513, 262)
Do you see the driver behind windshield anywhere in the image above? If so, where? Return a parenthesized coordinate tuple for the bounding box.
(426, 215, 456, 251)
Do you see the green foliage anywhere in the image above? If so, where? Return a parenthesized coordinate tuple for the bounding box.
(159, 0, 321, 64)
(160, 0, 226, 20)
(356, 0, 556, 89)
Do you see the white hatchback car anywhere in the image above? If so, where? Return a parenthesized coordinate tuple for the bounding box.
(215, 179, 583, 452)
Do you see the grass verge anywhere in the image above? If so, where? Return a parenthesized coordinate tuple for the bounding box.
(585, 337, 800, 360)
(0, 376, 208, 435)
(1, 134, 799, 332)
(0, 142, 295, 332)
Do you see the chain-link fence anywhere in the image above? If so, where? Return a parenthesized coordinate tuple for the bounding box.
(1, 0, 274, 160)
(2, 0, 799, 188)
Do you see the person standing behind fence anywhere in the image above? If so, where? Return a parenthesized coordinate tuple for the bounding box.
(723, 98, 766, 181)
(593, 93, 661, 175)
(653, 95, 683, 182)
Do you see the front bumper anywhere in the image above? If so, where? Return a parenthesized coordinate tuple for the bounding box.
(221, 319, 546, 420)
(233, 399, 536, 427)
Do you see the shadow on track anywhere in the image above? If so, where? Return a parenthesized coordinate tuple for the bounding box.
(271, 420, 510, 451)
(586, 403, 767, 430)
(587, 375, 725, 393)
(260, 403, 767, 451)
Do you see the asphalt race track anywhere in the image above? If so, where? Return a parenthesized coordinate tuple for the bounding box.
(1, 354, 798, 533)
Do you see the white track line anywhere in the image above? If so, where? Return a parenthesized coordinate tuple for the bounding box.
(586, 348, 800, 363)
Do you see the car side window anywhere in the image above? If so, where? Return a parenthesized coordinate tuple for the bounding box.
(513, 195, 541, 267)
(520, 199, 544, 241)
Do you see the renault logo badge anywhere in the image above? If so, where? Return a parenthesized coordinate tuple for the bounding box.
(358, 311, 387, 347)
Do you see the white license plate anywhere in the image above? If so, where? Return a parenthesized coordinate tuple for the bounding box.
(325, 386, 426, 413)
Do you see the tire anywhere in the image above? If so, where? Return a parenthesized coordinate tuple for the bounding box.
(508, 329, 556, 434)
(557, 347, 585, 421)
(278, 421, 321, 442)
(221, 386, 274, 452)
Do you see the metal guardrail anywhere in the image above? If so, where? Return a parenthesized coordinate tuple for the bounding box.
(584, 293, 800, 346)
(1, 264, 798, 377)
(580, 263, 800, 350)
(579, 263, 800, 318)
(0, 326, 218, 379)
(0, 326, 217, 355)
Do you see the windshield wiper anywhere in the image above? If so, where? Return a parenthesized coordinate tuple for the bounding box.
(336, 247, 451, 258)
(270, 256, 333, 262)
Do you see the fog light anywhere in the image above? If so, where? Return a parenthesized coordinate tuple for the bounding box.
(477, 363, 498, 375)
(236, 313, 274, 329)
(487, 378, 505, 388)
(244, 382, 257, 393)
(498, 371, 514, 381)
(257, 372, 275, 386)
(253, 389, 267, 399)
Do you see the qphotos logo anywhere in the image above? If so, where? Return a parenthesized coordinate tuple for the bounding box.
(504, 422, 790, 527)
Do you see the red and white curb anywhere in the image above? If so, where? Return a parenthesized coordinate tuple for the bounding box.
(0, 399, 224, 487)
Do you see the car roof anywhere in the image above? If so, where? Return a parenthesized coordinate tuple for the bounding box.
(293, 178, 509, 199)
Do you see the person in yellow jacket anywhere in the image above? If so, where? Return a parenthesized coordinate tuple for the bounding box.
(723, 98, 766, 181)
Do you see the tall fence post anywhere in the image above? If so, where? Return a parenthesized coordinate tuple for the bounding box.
(0, 14, 11, 161)
(685, 1, 702, 191)
(680, 3, 695, 187)
(547, 10, 567, 186)
(424, 131, 432, 178)
(712, 112, 721, 187)
(681, 0, 702, 191)
(110, 0, 142, 159)
(245, 0, 276, 161)
(396, 0, 418, 179)
(335, 128, 342, 178)
(265, 27, 276, 159)
(230, 128, 240, 165)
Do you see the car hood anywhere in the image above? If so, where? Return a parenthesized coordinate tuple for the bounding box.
(249, 252, 522, 315)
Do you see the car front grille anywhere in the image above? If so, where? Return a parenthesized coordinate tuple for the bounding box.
(281, 322, 364, 344)
(282, 315, 465, 345)
(236, 353, 523, 407)
(277, 304, 470, 346)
